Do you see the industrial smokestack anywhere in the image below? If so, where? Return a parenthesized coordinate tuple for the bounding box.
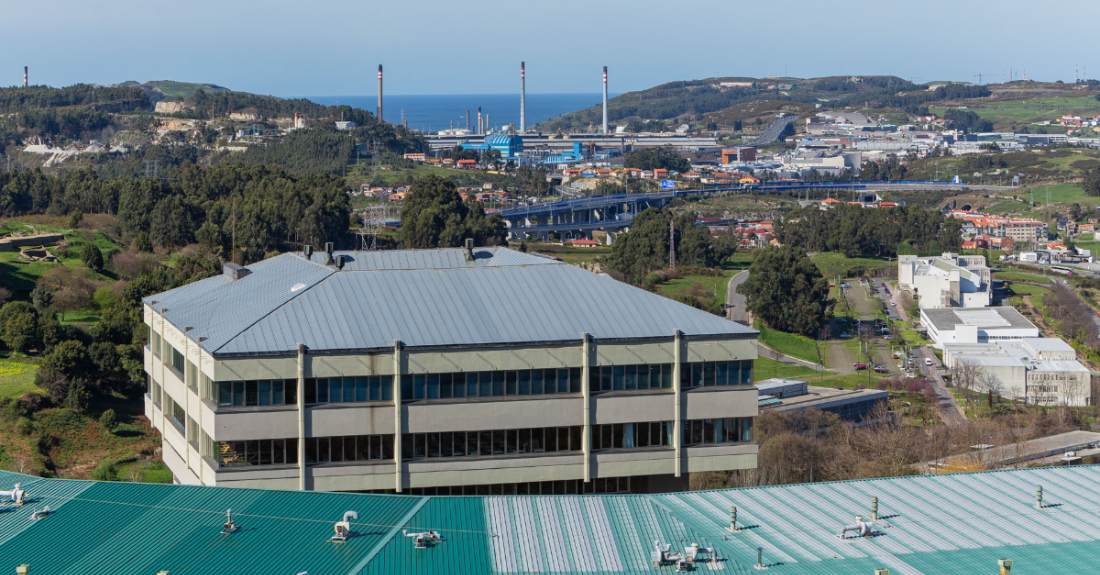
(466, 109, 470, 132)
(477, 106, 482, 135)
(520, 61, 526, 133)
(23, 66, 27, 88)
(377, 65, 383, 122)
(602, 66, 608, 135)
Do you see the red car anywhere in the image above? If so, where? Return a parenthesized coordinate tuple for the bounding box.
(854, 363, 868, 370)
(874, 366, 889, 374)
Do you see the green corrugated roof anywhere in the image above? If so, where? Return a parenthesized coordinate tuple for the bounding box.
(0, 466, 1096, 574)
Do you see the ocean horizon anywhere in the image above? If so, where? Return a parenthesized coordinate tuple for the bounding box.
(306, 93, 618, 134)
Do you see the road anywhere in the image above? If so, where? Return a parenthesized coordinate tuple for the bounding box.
(752, 116, 795, 145)
(726, 270, 750, 325)
(912, 346, 965, 426)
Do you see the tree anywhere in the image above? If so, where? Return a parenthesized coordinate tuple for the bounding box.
(1083, 167, 1100, 198)
(623, 147, 690, 173)
(1069, 203, 1084, 222)
(30, 286, 52, 312)
(606, 208, 725, 284)
(99, 408, 119, 432)
(68, 210, 83, 229)
(737, 245, 833, 336)
(0, 302, 39, 352)
(39, 340, 91, 382)
(79, 243, 104, 272)
(399, 175, 506, 248)
(133, 232, 153, 253)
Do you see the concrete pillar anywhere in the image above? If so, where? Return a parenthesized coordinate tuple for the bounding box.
(297, 343, 306, 491)
(581, 333, 592, 483)
(393, 340, 404, 492)
(673, 329, 683, 477)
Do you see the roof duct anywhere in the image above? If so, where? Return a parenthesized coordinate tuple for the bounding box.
(464, 238, 475, 262)
(335, 255, 345, 270)
(324, 242, 334, 265)
(303, 245, 313, 259)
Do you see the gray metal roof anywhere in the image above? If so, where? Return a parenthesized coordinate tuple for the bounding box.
(922, 306, 1035, 333)
(146, 248, 756, 356)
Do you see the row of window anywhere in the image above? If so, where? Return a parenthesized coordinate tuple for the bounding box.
(682, 418, 753, 446)
(212, 361, 754, 409)
(403, 426, 584, 460)
(371, 477, 633, 496)
(214, 418, 754, 468)
(401, 368, 583, 400)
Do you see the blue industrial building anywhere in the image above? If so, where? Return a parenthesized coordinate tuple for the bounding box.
(459, 134, 525, 164)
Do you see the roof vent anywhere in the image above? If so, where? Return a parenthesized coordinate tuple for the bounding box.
(303, 244, 314, 259)
(464, 238, 475, 262)
(335, 255, 345, 270)
(223, 262, 251, 281)
(324, 242, 335, 265)
(403, 529, 443, 549)
(0, 483, 25, 506)
(332, 510, 358, 542)
(221, 509, 238, 534)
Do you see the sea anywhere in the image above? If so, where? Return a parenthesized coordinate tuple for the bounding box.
(306, 94, 614, 134)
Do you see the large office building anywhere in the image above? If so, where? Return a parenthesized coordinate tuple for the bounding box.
(143, 245, 759, 494)
(898, 253, 991, 309)
(921, 306, 1039, 348)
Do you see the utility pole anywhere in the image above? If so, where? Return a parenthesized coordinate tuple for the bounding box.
(669, 219, 676, 270)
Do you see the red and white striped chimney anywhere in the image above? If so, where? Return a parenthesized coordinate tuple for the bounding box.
(24, 66, 28, 88)
(602, 66, 608, 135)
(377, 65, 383, 121)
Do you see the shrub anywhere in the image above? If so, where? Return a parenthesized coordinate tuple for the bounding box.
(99, 408, 119, 432)
(90, 461, 121, 482)
(79, 243, 104, 272)
(14, 417, 33, 436)
(64, 379, 89, 413)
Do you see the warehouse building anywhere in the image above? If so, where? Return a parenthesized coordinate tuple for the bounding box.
(2, 466, 1100, 573)
(143, 244, 759, 494)
(943, 339, 1091, 406)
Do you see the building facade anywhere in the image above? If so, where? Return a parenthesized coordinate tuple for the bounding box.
(898, 253, 991, 309)
(143, 246, 759, 494)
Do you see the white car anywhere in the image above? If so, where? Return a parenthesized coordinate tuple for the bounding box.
(925, 358, 933, 366)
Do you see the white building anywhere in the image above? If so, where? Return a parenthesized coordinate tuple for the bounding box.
(898, 253, 991, 309)
(943, 339, 1091, 406)
(922, 307, 1039, 348)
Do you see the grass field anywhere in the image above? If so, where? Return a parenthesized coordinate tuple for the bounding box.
(756, 323, 822, 364)
(656, 272, 731, 305)
(0, 355, 40, 400)
(993, 270, 1052, 284)
(752, 357, 819, 382)
(1005, 283, 1050, 297)
(810, 252, 894, 278)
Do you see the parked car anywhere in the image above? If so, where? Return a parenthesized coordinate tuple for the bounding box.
(925, 358, 934, 366)
(874, 366, 889, 374)
(890, 302, 897, 307)
(854, 363, 868, 370)
(892, 352, 901, 359)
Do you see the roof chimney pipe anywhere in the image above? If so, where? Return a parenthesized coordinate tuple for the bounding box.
(998, 559, 1012, 575)
(325, 242, 335, 265)
(464, 238, 475, 262)
(335, 255, 345, 270)
(303, 244, 314, 259)
(377, 65, 383, 122)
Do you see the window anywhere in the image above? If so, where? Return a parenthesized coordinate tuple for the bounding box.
(170, 346, 185, 374)
(400, 426, 582, 460)
(219, 438, 301, 467)
(186, 361, 198, 391)
(151, 330, 162, 358)
(170, 400, 186, 430)
(593, 421, 674, 450)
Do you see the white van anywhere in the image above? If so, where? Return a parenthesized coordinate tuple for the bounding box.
(925, 358, 933, 366)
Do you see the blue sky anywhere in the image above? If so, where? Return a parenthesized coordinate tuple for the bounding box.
(3, 0, 1097, 96)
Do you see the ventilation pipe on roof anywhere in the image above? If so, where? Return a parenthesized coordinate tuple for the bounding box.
(221, 508, 238, 534)
(837, 515, 871, 539)
(15, 565, 28, 575)
(303, 244, 313, 259)
(874, 569, 891, 575)
(755, 547, 764, 570)
(332, 510, 358, 542)
(335, 255, 345, 270)
(871, 496, 879, 521)
(728, 506, 738, 532)
(1035, 485, 1042, 509)
(464, 238, 475, 262)
(324, 242, 334, 265)
(998, 559, 1012, 575)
